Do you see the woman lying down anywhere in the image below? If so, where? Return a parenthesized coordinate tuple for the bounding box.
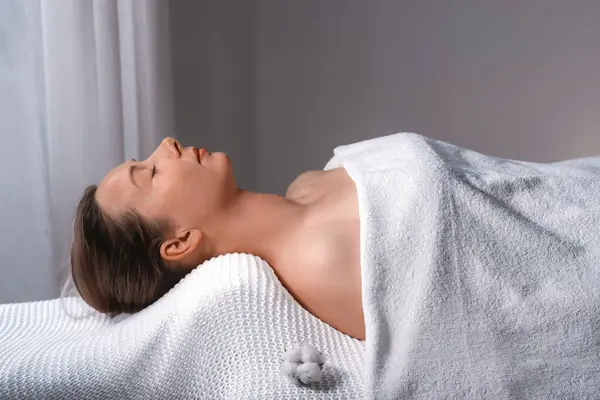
(72, 136, 365, 339)
(71, 133, 600, 398)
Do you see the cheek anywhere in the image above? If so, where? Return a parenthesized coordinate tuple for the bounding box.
(142, 176, 184, 217)
(162, 172, 207, 212)
(149, 164, 228, 220)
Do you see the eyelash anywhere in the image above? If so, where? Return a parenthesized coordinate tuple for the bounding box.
(151, 165, 157, 178)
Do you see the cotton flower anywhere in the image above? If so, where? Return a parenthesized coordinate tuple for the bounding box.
(281, 343, 326, 386)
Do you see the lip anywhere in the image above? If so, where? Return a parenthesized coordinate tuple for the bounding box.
(191, 147, 200, 163)
(192, 147, 206, 164)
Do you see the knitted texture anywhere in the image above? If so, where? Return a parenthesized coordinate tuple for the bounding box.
(0, 254, 364, 399)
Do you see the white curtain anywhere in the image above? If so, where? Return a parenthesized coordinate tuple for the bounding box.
(0, 0, 174, 303)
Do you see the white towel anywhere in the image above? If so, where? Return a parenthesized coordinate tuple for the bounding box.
(326, 133, 600, 399)
(0, 254, 364, 399)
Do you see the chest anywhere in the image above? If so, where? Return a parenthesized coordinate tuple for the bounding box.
(285, 168, 357, 212)
(286, 168, 360, 259)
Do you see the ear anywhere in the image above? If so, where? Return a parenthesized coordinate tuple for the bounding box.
(159, 229, 203, 263)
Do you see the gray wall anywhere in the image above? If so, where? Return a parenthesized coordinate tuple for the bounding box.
(172, 1, 600, 195)
(169, 0, 256, 190)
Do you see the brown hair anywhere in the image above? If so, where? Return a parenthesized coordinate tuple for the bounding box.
(71, 185, 186, 316)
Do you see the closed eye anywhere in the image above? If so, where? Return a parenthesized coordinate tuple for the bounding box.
(151, 165, 157, 178)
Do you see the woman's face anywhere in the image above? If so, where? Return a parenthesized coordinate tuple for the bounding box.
(96, 137, 236, 231)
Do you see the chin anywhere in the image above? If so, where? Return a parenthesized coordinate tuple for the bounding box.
(213, 152, 232, 168)
(211, 152, 234, 177)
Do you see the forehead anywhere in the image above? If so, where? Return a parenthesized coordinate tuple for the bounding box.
(95, 163, 138, 216)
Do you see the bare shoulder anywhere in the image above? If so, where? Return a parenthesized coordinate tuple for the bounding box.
(277, 167, 364, 338)
(274, 207, 364, 339)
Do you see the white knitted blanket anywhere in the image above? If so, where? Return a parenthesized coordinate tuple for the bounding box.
(0, 254, 364, 399)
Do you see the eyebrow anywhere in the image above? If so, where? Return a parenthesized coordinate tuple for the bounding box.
(128, 164, 140, 189)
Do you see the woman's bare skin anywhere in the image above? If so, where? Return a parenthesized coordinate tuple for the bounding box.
(95, 138, 365, 340)
(278, 168, 364, 340)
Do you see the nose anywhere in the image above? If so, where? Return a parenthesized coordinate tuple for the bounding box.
(160, 137, 181, 158)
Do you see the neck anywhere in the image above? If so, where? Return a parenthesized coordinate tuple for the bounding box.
(208, 189, 305, 263)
